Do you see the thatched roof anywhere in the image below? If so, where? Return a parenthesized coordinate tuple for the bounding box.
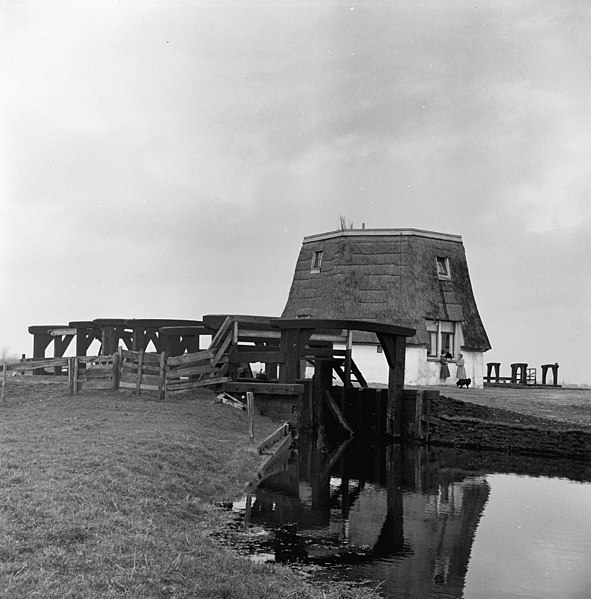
(281, 228, 491, 351)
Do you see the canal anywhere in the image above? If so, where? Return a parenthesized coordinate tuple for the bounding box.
(228, 437, 591, 598)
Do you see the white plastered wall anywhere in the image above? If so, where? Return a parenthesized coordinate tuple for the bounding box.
(343, 344, 485, 389)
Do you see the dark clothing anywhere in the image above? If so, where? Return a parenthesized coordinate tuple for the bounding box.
(440, 356, 450, 379)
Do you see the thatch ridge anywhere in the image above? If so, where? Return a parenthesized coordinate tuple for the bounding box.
(281, 229, 491, 351)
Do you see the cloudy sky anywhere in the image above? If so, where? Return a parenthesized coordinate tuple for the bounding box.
(1, 0, 590, 383)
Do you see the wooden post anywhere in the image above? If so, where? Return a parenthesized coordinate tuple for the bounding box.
(158, 352, 166, 400)
(75, 328, 92, 357)
(73, 357, 79, 394)
(52, 334, 69, 375)
(136, 350, 144, 395)
(1, 357, 7, 403)
(164, 354, 171, 401)
(344, 329, 353, 388)
(414, 390, 424, 442)
(68, 357, 74, 394)
(112, 352, 120, 391)
(312, 360, 332, 431)
(279, 328, 312, 383)
(246, 391, 255, 446)
(32, 331, 52, 375)
(378, 333, 406, 439)
(382, 444, 405, 554)
(244, 493, 252, 528)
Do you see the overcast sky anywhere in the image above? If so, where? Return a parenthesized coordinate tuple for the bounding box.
(1, 0, 590, 383)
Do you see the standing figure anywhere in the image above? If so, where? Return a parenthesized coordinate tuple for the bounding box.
(456, 353, 467, 380)
(439, 351, 450, 385)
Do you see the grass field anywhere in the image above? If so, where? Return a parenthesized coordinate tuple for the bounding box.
(0, 378, 377, 599)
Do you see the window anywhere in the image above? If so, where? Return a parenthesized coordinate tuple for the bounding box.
(311, 250, 323, 272)
(436, 257, 451, 279)
(426, 319, 458, 358)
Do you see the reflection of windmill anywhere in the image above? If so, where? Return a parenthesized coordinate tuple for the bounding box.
(242, 437, 490, 598)
(337, 444, 491, 597)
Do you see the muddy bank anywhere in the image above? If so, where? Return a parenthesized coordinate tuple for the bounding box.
(429, 394, 591, 460)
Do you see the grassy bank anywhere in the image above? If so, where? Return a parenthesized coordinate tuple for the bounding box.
(434, 385, 591, 430)
(0, 379, 376, 598)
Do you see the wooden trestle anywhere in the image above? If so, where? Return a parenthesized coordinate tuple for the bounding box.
(29, 319, 205, 362)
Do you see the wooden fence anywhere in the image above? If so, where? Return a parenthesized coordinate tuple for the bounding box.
(1, 349, 230, 401)
(1, 357, 70, 401)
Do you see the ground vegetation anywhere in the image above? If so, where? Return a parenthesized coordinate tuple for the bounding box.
(0, 378, 377, 599)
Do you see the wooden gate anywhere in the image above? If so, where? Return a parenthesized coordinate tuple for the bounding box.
(164, 349, 229, 398)
(118, 349, 166, 398)
(71, 354, 119, 393)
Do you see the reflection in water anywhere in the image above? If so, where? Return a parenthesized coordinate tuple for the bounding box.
(234, 436, 591, 599)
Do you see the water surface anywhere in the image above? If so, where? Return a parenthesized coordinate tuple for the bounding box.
(231, 440, 591, 598)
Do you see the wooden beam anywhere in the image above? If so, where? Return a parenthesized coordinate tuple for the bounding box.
(227, 348, 285, 364)
(167, 376, 230, 391)
(131, 326, 145, 352)
(324, 390, 353, 437)
(302, 348, 346, 358)
(319, 437, 352, 483)
(74, 328, 97, 356)
(53, 334, 74, 357)
(279, 328, 312, 383)
(257, 423, 290, 455)
(256, 434, 294, 483)
(208, 315, 233, 350)
(332, 362, 346, 385)
(272, 318, 415, 338)
(222, 381, 304, 396)
(378, 333, 406, 439)
(213, 331, 233, 366)
(350, 359, 368, 388)
(312, 359, 332, 430)
(50, 328, 77, 336)
(344, 330, 353, 388)
(167, 349, 215, 367)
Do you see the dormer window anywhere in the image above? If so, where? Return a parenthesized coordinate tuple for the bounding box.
(311, 250, 323, 273)
(436, 257, 451, 279)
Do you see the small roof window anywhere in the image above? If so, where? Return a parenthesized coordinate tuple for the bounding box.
(311, 250, 323, 272)
(436, 257, 451, 279)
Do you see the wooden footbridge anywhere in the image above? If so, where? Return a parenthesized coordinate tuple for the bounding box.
(23, 315, 428, 440)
